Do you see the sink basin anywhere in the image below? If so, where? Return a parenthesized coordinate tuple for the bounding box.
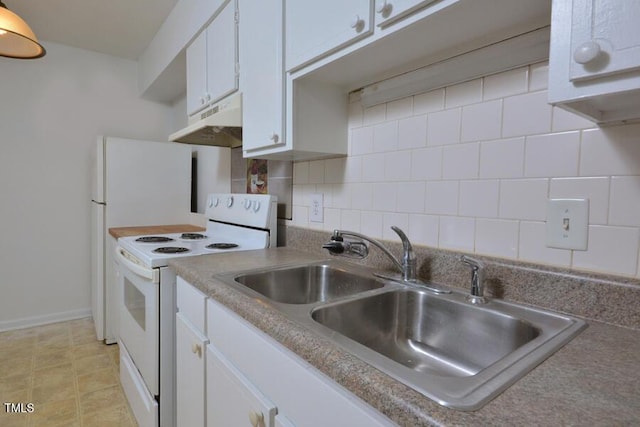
(218, 261, 587, 411)
(310, 288, 586, 410)
(312, 289, 540, 377)
(234, 262, 384, 304)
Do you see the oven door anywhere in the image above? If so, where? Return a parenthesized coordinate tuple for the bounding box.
(116, 246, 160, 396)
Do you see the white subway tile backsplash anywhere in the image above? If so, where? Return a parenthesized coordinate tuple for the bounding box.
(439, 216, 475, 251)
(372, 182, 398, 212)
(572, 225, 640, 276)
(445, 79, 482, 108)
(341, 210, 361, 232)
(442, 143, 479, 180)
(609, 176, 640, 227)
(483, 67, 528, 100)
(524, 131, 580, 177)
(308, 160, 325, 183)
(580, 124, 640, 176)
(373, 121, 399, 152)
(362, 153, 386, 182)
(461, 99, 502, 142)
(409, 214, 439, 247)
(361, 211, 384, 239)
(550, 177, 610, 224)
(398, 115, 427, 149)
(351, 126, 374, 155)
(427, 108, 461, 146)
(290, 63, 640, 278)
(503, 91, 552, 137)
(528, 62, 549, 91)
(397, 181, 426, 213)
(499, 178, 548, 221)
(519, 221, 572, 267)
(425, 181, 459, 215)
(411, 147, 443, 180)
(363, 104, 386, 125)
(384, 151, 412, 181)
(459, 180, 499, 218)
(552, 107, 596, 132)
(479, 138, 525, 179)
(414, 89, 445, 114)
(350, 182, 373, 210)
(387, 97, 413, 120)
(475, 218, 519, 259)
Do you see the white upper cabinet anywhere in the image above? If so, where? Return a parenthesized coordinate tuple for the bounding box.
(239, 0, 285, 153)
(374, 0, 437, 27)
(186, 0, 238, 116)
(285, 0, 374, 71)
(549, 0, 640, 123)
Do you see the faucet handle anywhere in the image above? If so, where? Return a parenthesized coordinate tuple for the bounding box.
(460, 255, 487, 304)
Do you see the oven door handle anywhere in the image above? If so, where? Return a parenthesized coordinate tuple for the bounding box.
(115, 246, 159, 283)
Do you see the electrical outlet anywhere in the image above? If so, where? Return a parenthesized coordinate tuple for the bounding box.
(545, 198, 589, 250)
(310, 193, 323, 222)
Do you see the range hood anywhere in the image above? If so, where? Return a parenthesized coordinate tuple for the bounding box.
(170, 93, 242, 147)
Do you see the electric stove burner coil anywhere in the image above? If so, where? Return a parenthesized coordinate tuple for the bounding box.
(153, 247, 190, 254)
(180, 233, 207, 240)
(136, 236, 175, 243)
(206, 243, 239, 250)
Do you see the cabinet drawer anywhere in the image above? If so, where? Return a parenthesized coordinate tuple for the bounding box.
(177, 276, 207, 331)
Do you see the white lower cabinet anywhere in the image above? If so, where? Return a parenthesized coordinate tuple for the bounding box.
(206, 344, 277, 427)
(175, 313, 208, 427)
(175, 276, 395, 427)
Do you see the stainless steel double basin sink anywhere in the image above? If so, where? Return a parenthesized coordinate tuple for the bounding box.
(218, 260, 586, 411)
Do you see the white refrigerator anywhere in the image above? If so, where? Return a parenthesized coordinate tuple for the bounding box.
(91, 136, 193, 344)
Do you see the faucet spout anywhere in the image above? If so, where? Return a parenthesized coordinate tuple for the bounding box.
(391, 226, 416, 282)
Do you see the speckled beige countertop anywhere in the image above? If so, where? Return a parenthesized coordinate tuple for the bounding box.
(170, 247, 640, 426)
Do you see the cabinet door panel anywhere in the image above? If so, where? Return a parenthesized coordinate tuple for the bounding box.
(176, 313, 208, 427)
(570, 0, 640, 81)
(374, 0, 437, 27)
(207, 0, 239, 104)
(286, 0, 373, 71)
(206, 345, 276, 427)
(187, 31, 209, 116)
(239, 0, 285, 152)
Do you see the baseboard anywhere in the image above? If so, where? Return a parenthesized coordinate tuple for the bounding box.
(0, 308, 92, 332)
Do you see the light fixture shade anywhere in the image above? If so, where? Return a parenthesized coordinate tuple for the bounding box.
(0, 1, 45, 59)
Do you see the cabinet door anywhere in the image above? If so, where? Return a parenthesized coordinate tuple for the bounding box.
(176, 313, 208, 427)
(239, 0, 285, 152)
(275, 415, 296, 427)
(374, 0, 437, 27)
(206, 344, 276, 427)
(187, 30, 209, 116)
(285, 0, 374, 71)
(207, 0, 239, 105)
(569, 0, 640, 81)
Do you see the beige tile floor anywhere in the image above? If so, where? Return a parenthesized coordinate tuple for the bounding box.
(0, 317, 137, 427)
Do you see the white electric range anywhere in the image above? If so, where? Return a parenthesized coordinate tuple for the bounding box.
(115, 193, 277, 427)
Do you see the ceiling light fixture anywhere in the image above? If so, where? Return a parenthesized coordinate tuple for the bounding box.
(0, 0, 45, 59)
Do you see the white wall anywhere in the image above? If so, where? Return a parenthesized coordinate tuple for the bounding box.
(290, 62, 640, 278)
(0, 42, 175, 330)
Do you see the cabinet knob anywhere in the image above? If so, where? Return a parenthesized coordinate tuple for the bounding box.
(376, 0, 393, 16)
(350, 15, 365, 31)
(270, 133, 280, 144)
(249, 411, 264, 427)
(573, 41, 602, 64)
(191, 343, 202, 358)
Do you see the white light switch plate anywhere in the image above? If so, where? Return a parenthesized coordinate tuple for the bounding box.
(310, 193, 323, 222)
(546, 198, 589, 250)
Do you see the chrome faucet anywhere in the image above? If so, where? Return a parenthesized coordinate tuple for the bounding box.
(460, 255, 487, 304)
(323, 227, 449, 294)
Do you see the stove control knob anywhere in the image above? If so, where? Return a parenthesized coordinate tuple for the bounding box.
(227, 196, 234, 208)
(253, 200, 261, 212)
(244, 199, 252, 210)
(208, 196, 219, 208)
